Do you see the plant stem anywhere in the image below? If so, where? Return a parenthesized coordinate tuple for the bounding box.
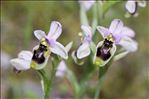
(37, 60, 57, 99)
(94, 67, 106, 99)
(94, 59, 113, 99)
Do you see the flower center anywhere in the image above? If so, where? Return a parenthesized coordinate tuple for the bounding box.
(106, 34, 114, 43)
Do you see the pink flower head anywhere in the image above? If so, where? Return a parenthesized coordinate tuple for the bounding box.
(34, 21, 68, 59)
(97, 19, 138, 52)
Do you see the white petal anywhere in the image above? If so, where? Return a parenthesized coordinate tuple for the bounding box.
(125, 1, 136, 14)
(47, 21, 62, 40)
(56, 61, 67, 77)
(109, 19, 124, 35)
(121, 26, 135, 37)
(18, 51, 33, 61)
(119, 37, 138, 52)
(65, 41, 73, 52)
(50, 42, 68, 59)
(97, 26, 110, 38)
(34, 30, 46, 40)
(138, 0, 146, 7)
(10, 58, 30, 70)
(81, 25, 92, 37)
(77, 42, 90, 59)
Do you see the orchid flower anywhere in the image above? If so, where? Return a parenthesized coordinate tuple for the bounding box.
(34, 21, 68, 59)
(125, 0, 146, 16)
(10, 50, 49, 70)
(79, 0, 96, 11)
(56, 42, 73, 77)
(72, 25, 96, 65)
(95, 19, 138, 66)
(77, 25, 94, 59)
(10, 21, 68, 71)
(56, 60, 67, 77)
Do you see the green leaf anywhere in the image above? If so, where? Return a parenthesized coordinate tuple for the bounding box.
(90, 41, 97, 56)
(103, 1, 120, 16)
(80, 7, 89, 26)
(92, 3, 98, 35)
(66, 69, 80, 97)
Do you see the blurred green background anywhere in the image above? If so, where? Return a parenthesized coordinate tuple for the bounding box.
(1, 1, 149, 99)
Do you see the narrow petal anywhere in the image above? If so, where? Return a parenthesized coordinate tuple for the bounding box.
(125, 1, 136, 14)
(121, 26, 135, 38)
(97, 26, 110, 38)
(34, 30, 46, 40)
(77, 42, 90, 59)
(71, 51, 84, 65)
(138, 0, 146, 7)
(109, 19, 124, 35)
(81, 25, 92, 37)
(10, 58, 30, 70)
(65, 41, 73, 52)
(18, 51, 33, 61)
(118, 37, 138, 52)
(114, 51, 129, 61)
(47, 21, 62, 40)
(50, 42, 68, 59)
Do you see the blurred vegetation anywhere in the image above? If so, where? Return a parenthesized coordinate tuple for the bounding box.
(1, 1, 149, 99)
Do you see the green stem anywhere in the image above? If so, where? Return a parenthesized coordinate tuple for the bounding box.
(94, 76, 104, 99)
(48, 60, 57, 98)
(80, 6, 89, 26)
(66, 70, 80, 99)
(37, 60, 57, 99)
(94, 59, 113, 99)
(37, 69, 50, 99)
(94, 67, 106, 99)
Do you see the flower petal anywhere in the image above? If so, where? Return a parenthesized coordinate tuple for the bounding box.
(81, 25, 92, 37)
(47, 21, 62, 40)
(71, 51, 84, 65)
(77, 42, 90, 59)
(97, 26, 110, 38)
(114, 51, 129, 61)
(56, 61, 67, 77)
(34, 30, 46, 40)
(121, 26, 135, 38)
(138, 0, 146, 7)
(119, 37, 138, 52)
(93, 41, 116, 67)
(10, 58, 30, 70)
(65, 41, 73, 52)
(109, 19, 124, 35)
(50, 42, 68, 59)
(125, 1, 136, 14)
(18, 51, 33, 61)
